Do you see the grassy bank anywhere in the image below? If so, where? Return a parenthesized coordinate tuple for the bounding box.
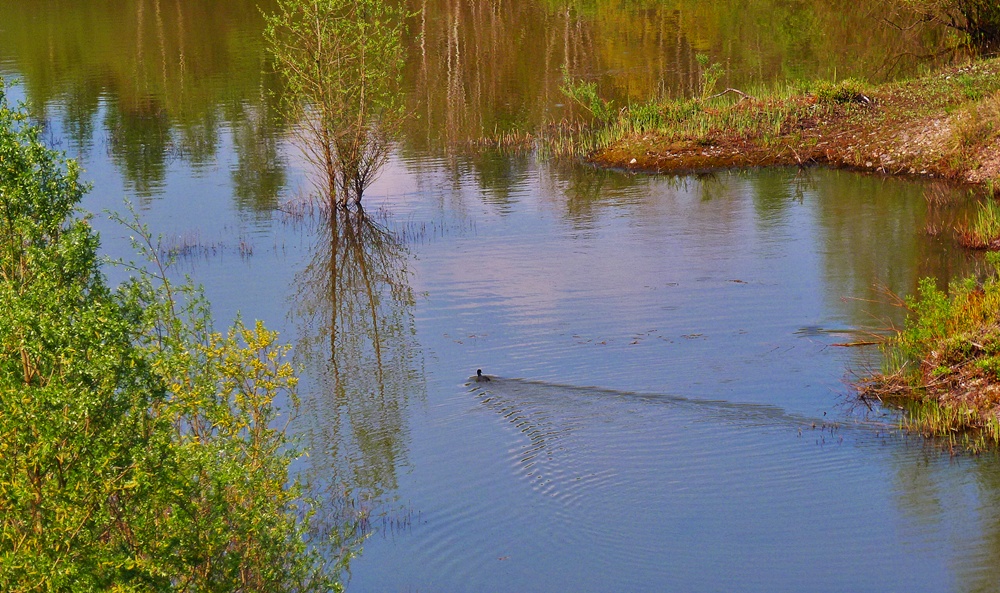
(858, 255, 1000, 451)
(559, 56, 1000, 187)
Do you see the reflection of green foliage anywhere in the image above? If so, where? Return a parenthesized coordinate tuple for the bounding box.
(103, 97, 172, 198)
(0, 82, 350, 592)
(469, 152, 532, 208)
(231, 103, 287, 213)
(895, 0, 1000, 49)
(962, 462, 1000, 591)
(407, 0, 955, 159)
(0, 0, 288, 205)
(0, 0, 958, 170)
(556, 162, 653, 226)
(294, 212, 421, 505)
(61, 78, 102, 156)
(177, 114, 221, 172)
(748, 167, 806, 229)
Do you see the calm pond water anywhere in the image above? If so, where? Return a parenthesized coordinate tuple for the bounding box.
(3, 1, 1000, 592)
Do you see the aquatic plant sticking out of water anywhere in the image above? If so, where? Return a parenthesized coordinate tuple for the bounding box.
(158, 230, 256, 260)
(857, 252, 1000, 451)
(957, 195, 1000, 249)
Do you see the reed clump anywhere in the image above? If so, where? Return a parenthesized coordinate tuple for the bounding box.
(541, 92, 801, 158)
(957, 195, 1000, 248)
(858, 253, 1000, 449)
(893, 400, 1000, 452)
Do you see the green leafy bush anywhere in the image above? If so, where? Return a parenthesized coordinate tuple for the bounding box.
(0, 81, 348, 591)
(883, 252, 1000, 389)
(696, 53, 725, 101)
(813, 79, 872, 104)
(863, 252, 1000, 448)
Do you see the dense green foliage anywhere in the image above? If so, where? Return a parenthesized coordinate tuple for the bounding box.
(0, 83, 347, 591)
(870, 253, 1000, 444)
(892, 256, 1000, 382)
(264, 0, 406, 209)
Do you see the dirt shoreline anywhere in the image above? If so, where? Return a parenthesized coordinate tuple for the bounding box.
(588, 58, 1000, 187)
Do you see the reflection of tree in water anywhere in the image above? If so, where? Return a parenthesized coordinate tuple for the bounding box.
(104, 97, 172, 198)
(404, 0, 956, 158)
(293, 211, 423, 512)
(890, 445, 1000, 592)
(0, 0, 286, 207)
(230, 99, 287, 215)
(963, 462, 1000, 592)
(812, 171, 978, 331)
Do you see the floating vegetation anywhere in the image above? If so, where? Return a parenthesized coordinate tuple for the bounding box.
(159, 229, 255, 260)
(322, 485, 419, 540)
(277, 189, 475, 246)
(276, 190, 331, 223)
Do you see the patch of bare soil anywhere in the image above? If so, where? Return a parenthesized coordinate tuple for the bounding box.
(967, 137, 1000, 183)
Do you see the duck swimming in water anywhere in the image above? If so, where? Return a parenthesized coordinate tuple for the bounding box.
(475, 369, 491, 382)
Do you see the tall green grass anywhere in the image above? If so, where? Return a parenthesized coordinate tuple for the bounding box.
(957, 196, 1000, 249)
(545, 73, 873, 159)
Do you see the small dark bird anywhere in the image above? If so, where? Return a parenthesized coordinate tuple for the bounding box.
(475, 369, 491, 382)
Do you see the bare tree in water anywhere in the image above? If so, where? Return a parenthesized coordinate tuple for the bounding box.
(265, 0, 406, 211)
